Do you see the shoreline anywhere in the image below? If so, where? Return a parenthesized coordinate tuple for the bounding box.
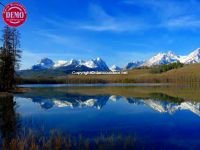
(17, 83, 171, 88)
(0, 87, 30, 95)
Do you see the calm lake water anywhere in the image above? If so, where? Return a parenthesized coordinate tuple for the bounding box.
(1, 84, 200, 149)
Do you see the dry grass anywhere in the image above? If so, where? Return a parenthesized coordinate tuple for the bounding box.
(20, 63, 200, 85)
(54, 63, 200, 84)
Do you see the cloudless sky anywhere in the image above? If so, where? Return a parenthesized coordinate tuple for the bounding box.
(1, 0, 200, 69)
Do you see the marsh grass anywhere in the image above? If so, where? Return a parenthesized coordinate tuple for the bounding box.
(1, 130, 138, 150)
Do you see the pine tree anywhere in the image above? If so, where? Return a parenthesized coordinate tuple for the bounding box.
(0, 26, 21, 91)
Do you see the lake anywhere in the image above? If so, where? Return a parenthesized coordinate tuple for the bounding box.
(1, 84, 200, 149)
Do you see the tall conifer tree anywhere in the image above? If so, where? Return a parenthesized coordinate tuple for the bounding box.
(0, 26, 21, 91)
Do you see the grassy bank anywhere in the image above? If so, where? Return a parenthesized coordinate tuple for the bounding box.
(18, 63, 200, 85)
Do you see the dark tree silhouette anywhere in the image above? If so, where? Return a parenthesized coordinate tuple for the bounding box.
(0, 95, 20, 145)
(0, 26, 21, 91)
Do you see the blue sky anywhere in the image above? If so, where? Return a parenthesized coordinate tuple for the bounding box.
(1, 0, 200, 69)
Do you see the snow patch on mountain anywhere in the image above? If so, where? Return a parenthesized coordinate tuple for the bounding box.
(142, 51, 180, 67)
(54, 100, 73, 108)
(80, 60, 97, 68)
(110, 65, 122, 72)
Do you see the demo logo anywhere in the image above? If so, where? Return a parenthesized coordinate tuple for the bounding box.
(2, 2, 27, 27)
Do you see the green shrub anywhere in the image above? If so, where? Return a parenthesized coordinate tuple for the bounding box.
(150, 62, 184, 74)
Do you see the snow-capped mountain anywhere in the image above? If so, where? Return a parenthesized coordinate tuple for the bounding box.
(142, 51, 180, 67)
(124, 61, 144, 70)
(32, 58, 55, 70)
(93, 57, 111, 71)
(110, 65, 122, 72)
(125, 48, 200, 69)
(179, 48, 200, 64)
(31, 57, 110, 72)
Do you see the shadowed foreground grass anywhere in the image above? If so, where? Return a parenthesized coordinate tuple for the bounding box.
(1, 131, 138, 150)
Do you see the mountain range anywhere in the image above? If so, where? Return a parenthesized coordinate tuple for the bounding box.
(31, 57, 110, 72)
(21, 48, 200, 73)
(126, 48, 200, 69)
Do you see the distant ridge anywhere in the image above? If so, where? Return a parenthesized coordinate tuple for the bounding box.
(21, 48, 200, 73)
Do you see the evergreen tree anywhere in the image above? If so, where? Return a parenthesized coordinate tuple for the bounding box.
(0, 26, 21, 91)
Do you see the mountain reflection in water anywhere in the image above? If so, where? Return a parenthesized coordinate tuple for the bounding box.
(2, 86, 200, 149)
(16, 92, 200, 117)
